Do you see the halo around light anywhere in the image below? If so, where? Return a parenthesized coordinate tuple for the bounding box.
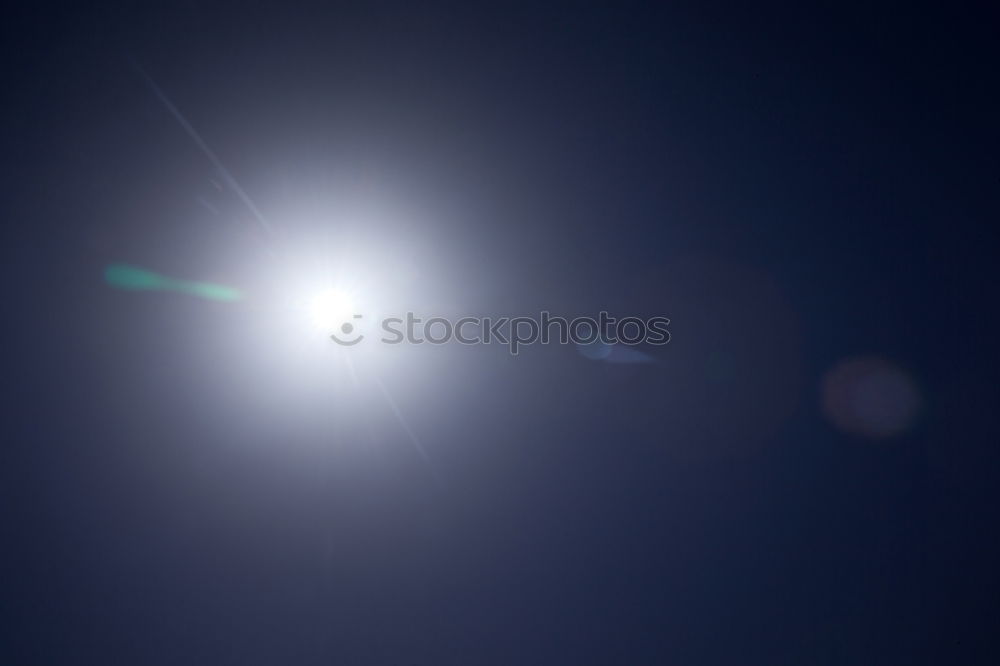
(308, 288, 356, 332)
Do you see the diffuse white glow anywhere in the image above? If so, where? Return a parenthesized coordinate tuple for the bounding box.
(308, 288, 357, 332)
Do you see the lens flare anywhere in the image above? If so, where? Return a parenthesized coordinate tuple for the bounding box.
(822, 356, 921, 439)
(308, 288, 356, 331)
(104, 264, 242, 302)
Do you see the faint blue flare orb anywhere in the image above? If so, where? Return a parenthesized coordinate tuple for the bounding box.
(577, 340, 614, 360)
(574, 321, 613, 360)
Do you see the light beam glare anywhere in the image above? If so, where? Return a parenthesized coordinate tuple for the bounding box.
(104, 264, 242, 302)
(372, 373, 438, 482)
(130, 59, 273, 236)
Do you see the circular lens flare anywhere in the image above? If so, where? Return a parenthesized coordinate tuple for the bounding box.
(822, 356, 921, 439)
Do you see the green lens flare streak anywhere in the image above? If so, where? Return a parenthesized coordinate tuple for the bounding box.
(104, 264, 242, 302)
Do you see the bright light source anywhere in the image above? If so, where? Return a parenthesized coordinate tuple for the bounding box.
(308, 288, 356, 331)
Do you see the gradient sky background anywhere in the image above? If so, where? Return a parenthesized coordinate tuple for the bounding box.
(3, 2, 999, 664)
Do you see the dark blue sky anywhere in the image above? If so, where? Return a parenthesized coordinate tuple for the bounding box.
(3, 3, 999, 664)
